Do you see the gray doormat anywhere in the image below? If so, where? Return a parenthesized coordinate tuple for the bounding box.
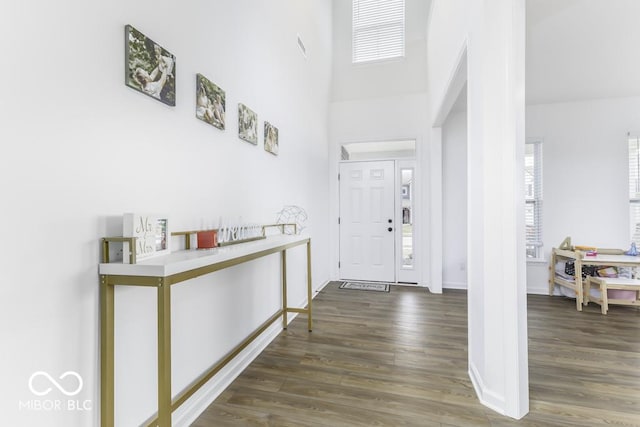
(339, 281, 390, 292)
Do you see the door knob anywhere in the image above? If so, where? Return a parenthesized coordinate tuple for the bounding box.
(388, 227, 393, 232)
(388, 219, 393, 223)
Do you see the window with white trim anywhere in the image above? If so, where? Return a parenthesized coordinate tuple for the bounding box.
(352, 0, 405, 64)
(525, 140, 543, 259)
(628, 135, 640, 245)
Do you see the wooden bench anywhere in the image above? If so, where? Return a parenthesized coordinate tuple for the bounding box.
(584, 277, 640, 314)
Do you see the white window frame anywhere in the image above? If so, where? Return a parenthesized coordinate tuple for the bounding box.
(628, 134, 640, 245)
(352, 0, 405, 64)
(525, 139, 543, 260)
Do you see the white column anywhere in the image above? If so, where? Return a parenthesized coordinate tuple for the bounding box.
(466, 0, 528, 419)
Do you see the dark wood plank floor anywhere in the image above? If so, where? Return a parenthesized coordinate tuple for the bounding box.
(192, 281, 640, 426)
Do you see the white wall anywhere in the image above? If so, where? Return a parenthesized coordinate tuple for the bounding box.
(331, 0, 430, 102)
(425, 0, 469, 117)
(330, 94, 429, 143)
(526, 96, 640, 292)
(0, 1, 332, 426)
(442, 109, 468, 289)
(526, 0, 640, 104)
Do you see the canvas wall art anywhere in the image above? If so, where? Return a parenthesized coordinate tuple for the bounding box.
(264, 121, 279, 155)
(125, 25, 176, 106)
(238, 103, 258, 144)
(196, 74, 226, 129)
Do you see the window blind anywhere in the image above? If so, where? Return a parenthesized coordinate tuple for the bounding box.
(628, 136, 640, 245)
(352, 0, 405, 63)
(525, 141, 543, 258)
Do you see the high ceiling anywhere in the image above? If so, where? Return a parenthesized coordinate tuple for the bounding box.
(448, 0, 640, 111)
(526, 0, 640, 104)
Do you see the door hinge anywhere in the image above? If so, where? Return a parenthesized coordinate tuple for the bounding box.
(338, 217, 340, 224)
(338, 173, 340, 181)
(338, 261, 341, 268)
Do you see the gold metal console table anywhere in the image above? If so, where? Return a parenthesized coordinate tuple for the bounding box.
(99, 234, 312, 426)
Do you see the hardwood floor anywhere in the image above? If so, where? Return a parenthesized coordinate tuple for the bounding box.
(192, 281, 640, 426)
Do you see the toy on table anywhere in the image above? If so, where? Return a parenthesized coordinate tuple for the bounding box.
(625, 242, 638, 256)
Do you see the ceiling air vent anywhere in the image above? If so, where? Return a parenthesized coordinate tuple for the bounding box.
(297, 33, 307, 59)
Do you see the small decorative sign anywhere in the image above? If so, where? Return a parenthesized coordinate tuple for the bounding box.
(123, 213, 170, 262)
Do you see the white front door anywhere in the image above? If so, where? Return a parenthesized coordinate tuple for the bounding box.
(339, 161, 395, 282)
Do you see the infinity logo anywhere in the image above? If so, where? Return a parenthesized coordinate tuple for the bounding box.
(28, 371, 83, 397)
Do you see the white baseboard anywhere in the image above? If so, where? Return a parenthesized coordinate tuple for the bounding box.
(443, 281, 467, 290)
(172, 320, 282, 427)
(443, 281, 548, 295)
(468, 362, 506, 416)
(526, 284, 549, 295)
(418, 280, 442, 293)
(173, 280, 329, 427)
(314, 278, 331, 292)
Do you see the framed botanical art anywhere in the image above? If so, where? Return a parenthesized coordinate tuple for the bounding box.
(264, 121, 279, 155)
(196, 74, 226, 130)
(123, 213, 170, 262)
(238, 103, 258, 144)
(125, 25, 176, 106)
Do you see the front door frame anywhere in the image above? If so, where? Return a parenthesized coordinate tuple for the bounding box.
(337, 157, 420, 284)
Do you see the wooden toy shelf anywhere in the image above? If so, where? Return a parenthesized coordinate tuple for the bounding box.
(549, 247, 640, 311)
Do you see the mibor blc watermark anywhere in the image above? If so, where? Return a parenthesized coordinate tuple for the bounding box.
(19, 371, 92, 412)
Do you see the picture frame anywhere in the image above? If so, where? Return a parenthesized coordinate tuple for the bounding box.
(196, 73, 226, 130)
(264, 121, 279, 155)
(123, 213, 170, 262)
(125, 25, 176, 106)
(238, 103, 258, 144)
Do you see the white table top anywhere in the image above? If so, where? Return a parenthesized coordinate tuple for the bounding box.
(579, 253, 640, 264)
(99, 234, 309, 277)
(590, 277, 640, 285)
